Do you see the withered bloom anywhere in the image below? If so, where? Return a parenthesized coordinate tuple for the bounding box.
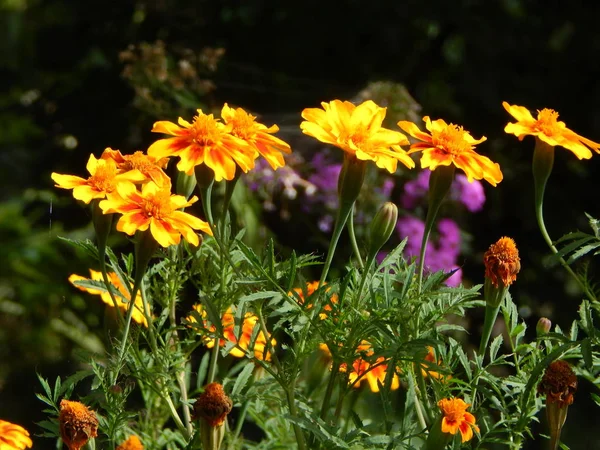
(59, 399, 99, 450)
(484, 237, 521, 288)
(193, 383, 233, 427)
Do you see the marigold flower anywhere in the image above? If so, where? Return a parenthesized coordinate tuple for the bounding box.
(51, 154, 146, 204)
(538, 360, 577, 408)
(99, 180, 212, 247)
(69, 270, 148, 326)
(398, 116, 503, 186)
(484, 237, 521, 288)
(221, 103, 292, 170)
(59, 399, 98, 450)
(0, 420, 33, 450)
(300, 100, 415, 173)
(503, 102, 600, 159)
(290, 281, 338, 320)
(438, 398, 479, 443)
(116, 435, 144, 450)
(148, 109, 256, 181)
(188, 305, 276, 360)
(101, 148, 170, 186)
(193, 383, 233, 427)
(421, 347, 450, 381)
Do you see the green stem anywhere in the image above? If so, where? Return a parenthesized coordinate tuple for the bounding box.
(319, 362, 338, 421)
(206, 337, 220, 384)
(319, 203, 354, 288)
(479, 304, 501, 357)
(347, 205, 364, 269)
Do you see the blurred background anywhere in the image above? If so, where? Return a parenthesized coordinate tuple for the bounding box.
(2, 0, 600, 448)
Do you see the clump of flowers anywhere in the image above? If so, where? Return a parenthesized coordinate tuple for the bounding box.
(58, 399, 99, 450)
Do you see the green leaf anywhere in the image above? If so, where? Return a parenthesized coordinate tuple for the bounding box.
(231, 363, 255, 398)
(581, 338, 593, 370)
(489, 334, 503, 362)
(567, 242, 600, 264)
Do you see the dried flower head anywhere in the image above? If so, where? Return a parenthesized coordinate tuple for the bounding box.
(59, 399, 99, 450)
(0, 419, 33, 449)
(484, 237, 521, 287)
(193, 383, 233, 427)
(116, 435, 144, 450)
(438, 398, 479, 443)
(538, 360, 577, 408)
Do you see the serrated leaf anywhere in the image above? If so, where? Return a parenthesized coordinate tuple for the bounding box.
(567, 242, 600, 264)
(581, 338, 593, 370)
(37, 373, 52, 399)
(231, 363, 255, 398)
(489, 334, 504, 362)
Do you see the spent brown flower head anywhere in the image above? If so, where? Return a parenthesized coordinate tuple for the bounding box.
(484, 237, 521, 287)
(538, 360, 577, 407)
(116, 435, 144, 450)
(193, 383, 233, 427)
(59, 399, 99, 450)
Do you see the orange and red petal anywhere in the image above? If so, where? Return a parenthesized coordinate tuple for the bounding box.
(441, 417, 460, 435)
(204, 148, 238, 181)
(117, 211, 151, 235)
(458, 421, 474, 442)
(148, 136, 193, 159)
(397, 120, 433, 143)
(177, 145, 207, 175)
(51, 173, 88, 189)
(71, 185, 106, 203)
(150, 218, 180, 247)
(151, 120, 187, 136)
(502, 101, 535, 122)
(170, 210, 212, 235)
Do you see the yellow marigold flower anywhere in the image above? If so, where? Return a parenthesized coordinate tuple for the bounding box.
(221, 103, 292, 170)
(116, 435, 144, 450)
(101, 148, 170, 186)
(320, 341, 400, 393)
(59, 399, 98, 450)
(193, 383, 233, 427)
(189, 305, 276, 360)
(69, 270, 148, 327)
(438, 398, 479, 443)
(51, 154, 146, 204)
(503, 101, 600, 159)
(99, 180, 212, 247)
(538, 360, 577, 408)
(148, 109, 256, 181)
(0, 420, 33, 450)
(300, 100, 415, 173)
(290, 281, 338, 320)
(484, 237, 521, 288)
(398, 117, 503, 186)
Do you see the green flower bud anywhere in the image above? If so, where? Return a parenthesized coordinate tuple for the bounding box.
(536, 317, 552, 336)
(368, 202, 398, 259)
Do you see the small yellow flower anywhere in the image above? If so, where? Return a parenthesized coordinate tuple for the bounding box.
(116, 435, 144, 450)
(101, 148, 170, 186)
(59, 399, 99, 450)
(0, 420, 33, 450)
(189, 305, 276, 361)
(69, 270, 148, 327)
(99, 180, 212, 247)
(398, 117, 503, 186)
(484, 237, 521, 288)
(503, 102, 600, 159)
(148, 110, 256, 181)
(438, 398, 479, 443)
(300, 100, 415, 173)
(51, 154, 146, 204)
(221, 103, 292, 170)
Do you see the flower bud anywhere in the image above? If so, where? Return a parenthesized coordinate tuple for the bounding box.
(368, 202, 398, 259)
(176, 170, 197, 199)
(193, 383, 233, 450)
(536, 317, 552, 336)
(59, 399, 99, 450)
(483, 237, 520, 308)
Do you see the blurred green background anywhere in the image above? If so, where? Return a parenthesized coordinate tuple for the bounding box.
(2, 0, 600, 447)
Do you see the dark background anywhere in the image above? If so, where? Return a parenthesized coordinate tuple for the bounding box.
(2, 0, 600, 448)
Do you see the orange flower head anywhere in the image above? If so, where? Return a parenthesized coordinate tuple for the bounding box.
(193, 383, 233, 427)
(538, 360, 577, 408)
(189, 305, 276, 361)
(59, 399, 99, 450)
(438, 398, 479, 443)
(51, 154, 146, 204)
(398, 116, 503, 186)
(484, 237, 521, 288)
(99, 180, 212, 247)
(503, 102, 600, 159)
(148, 109, 256, 181)
(69, 270, 148, 326)
(300, 100, 415, 173)
(290, 281, 338, 320)
(116, 435, 144, 450)
(101, 148, 170, 186)
(0, 420, 33, 450)
(221, 103, 292, 170)
(421, 347, 450, 381)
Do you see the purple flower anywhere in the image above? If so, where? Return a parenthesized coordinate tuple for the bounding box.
(401, 170, 430, 209)
(451, 175, 485, 212)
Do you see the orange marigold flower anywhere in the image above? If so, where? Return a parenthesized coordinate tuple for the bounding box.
(421, 347, 450, 381)
(116, 435, 144, 450)
(101, 148, 170, 186)
(290, 281, 338, 320)
(193, 383, 233, 427)
(0, 420, 33, 450)
(221, 103, 292, 170)
(148, 109, 256, 181)
(398, 116, 503, 186)
(300, 100, 415, 173)
(438, 398, 479, 443)
(503, 102, 600, 159)
(69, 270, 148, 327)
(484, 237, 521, 288)
(538, 360, 577, 408)
(51, 154, 146, 204)
(59, 399, 99, 450)
(99, 180, 212, 247)
(189, 305, 276, 361)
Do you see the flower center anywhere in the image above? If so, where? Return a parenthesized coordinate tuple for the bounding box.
(439, 400, 466, 423)
(534, 108, 560, 136)
(122, 151, 154, 173)
(90, 161, 118, 193)
(432, 125, 471, 156)
(229, 110, 257, 140)
(141, 191, 172, 219)
(191, 114, 222, 146)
